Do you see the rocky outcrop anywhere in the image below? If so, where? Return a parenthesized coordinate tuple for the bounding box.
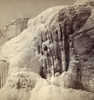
(0, 0, 94, 95)
(5, 72, 41, 90)
(0, 18, 29, 46)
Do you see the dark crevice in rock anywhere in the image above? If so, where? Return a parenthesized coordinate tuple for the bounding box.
(63, 20, 70, 72)
(39, 66, 47, 79)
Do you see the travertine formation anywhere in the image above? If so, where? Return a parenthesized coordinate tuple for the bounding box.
(0, 1, 94, 100)
(0, 18, 29, 88)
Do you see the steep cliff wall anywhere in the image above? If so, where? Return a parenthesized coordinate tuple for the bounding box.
(0, 0, 94, 94)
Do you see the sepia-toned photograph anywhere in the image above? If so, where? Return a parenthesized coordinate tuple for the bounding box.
(0, 0, 94, 100)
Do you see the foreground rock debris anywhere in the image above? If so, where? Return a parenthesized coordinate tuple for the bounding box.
(0, 1, 94, 100)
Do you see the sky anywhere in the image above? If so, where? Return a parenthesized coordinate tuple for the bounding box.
(0, 0, 77, 28)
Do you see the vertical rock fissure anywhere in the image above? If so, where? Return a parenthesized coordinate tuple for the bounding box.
(63, 20, 70, 72)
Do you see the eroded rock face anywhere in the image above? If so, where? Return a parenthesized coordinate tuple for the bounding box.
(0, 18, 29, 46)
(0, 1, 94, 92)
